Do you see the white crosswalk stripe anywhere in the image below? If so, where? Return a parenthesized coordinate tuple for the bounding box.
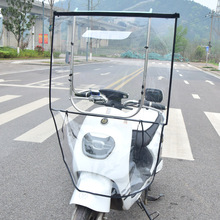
(162, 108, 194, 161)
(0, 97, 58, 126)
(205, 112, 220, 136)
(0, 95, 21, 103)
(15, 101, 94, 143)
(1, 94, 219, 161)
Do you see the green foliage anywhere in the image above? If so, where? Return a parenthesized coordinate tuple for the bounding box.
(0, 47, 50, 58)
(0, 47, 17, 58)
(44, 51, 51, 57)
(194, 46, 206, 61)
(53, 51, 61, 58)
(1, 0, 35, 48)
(175, 25, 188, 55)
(19, 49, 40, 58)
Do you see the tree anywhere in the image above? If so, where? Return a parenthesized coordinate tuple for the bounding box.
(194, 46, 206, 61)
(175, 25, 188, 56)
(1, 0, 35, 54)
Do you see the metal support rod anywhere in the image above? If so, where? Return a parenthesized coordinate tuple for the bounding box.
(137, 199, 152, 220)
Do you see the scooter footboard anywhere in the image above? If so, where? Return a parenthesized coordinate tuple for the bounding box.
(70, 172, 112, 213)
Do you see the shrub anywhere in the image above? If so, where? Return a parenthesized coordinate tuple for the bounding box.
(43, 51, 50, 57)
(0, 47, 17, 58)
(194, 46, 206, 61)
(53, 51, 60, 58)
(19, 49, 39, 58)
(35, 45, 44, 54)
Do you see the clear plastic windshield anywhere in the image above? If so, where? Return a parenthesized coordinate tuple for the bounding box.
(49, 12, 178, 197)
(50, 13, 176, 123)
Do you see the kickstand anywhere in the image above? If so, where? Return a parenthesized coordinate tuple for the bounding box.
(137, 199, 160, 220)
(147, 194, 164, 202)
(144, 189, 164, 204)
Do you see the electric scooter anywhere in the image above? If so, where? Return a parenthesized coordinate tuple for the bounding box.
(49, 11, 179, 220)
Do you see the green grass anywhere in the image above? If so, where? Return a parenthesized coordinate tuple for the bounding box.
(0, 46, 53, 59)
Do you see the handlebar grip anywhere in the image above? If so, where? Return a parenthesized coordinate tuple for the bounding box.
(144, 101, 166, 110)
(75, 91, 91, 97)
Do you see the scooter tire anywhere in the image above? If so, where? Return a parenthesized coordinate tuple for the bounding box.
(71, 205, 99, 220)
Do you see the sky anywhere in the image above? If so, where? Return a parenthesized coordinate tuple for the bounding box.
(194, 0, 218, 10)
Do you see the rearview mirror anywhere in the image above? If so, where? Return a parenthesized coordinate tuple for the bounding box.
(145, 88, 163, 103)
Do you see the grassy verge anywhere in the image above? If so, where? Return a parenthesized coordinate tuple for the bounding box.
(0, 46, 60, 59)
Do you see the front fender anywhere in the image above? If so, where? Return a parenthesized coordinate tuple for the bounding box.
(70, 172, 112, 213)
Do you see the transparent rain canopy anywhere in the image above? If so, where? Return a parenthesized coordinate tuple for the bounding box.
(50, 11, 178, 198)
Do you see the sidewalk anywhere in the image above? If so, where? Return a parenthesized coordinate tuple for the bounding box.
(189, 62, 220, 77)
(0, 56, 110, 66)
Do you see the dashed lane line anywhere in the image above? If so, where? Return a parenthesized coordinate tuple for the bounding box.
(192, 94, 200, 99)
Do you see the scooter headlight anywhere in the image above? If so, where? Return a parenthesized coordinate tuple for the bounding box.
(82, 133, 115, 159)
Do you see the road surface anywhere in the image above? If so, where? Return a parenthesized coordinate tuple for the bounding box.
(0, 58, 219, 220)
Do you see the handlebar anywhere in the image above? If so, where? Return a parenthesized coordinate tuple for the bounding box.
(74, 89, 165, 110)
(75, 90, 100, 97)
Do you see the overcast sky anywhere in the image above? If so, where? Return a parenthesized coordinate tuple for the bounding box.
(194, 0, 218, 10)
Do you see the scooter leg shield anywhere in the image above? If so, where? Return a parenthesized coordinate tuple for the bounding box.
(70, 172, 112, 213)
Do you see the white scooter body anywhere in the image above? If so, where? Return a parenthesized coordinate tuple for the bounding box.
(70, 106, 163, 213)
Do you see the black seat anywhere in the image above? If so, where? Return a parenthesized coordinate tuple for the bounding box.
(131, 113, 162, 168)
(132, 113, 162, 147)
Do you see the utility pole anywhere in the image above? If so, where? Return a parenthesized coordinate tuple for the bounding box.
(89, 0, 93, 61)
(206, 6, 220, 64)
(42, 0, 45, 49)
(208, 11, 214, 49)
(217, 0, 220, 14)
(86, 0, 90, 61)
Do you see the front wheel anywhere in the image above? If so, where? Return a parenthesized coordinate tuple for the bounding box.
(71, 205, 102, 220)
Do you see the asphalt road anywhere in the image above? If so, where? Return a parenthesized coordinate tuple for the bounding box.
(0, 58, 220, 220)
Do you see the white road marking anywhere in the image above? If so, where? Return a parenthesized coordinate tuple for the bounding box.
(192, 94, 200, 99)
(184, 80, 189, 85)
(0, 98, 58, 126)
(205, 112, 220, 136)
(0, 83, 69, 90)
(176, 70, 180, 73)
(179, 74, 183, 77)
(94, 68, 101, 70)
(101, 72, 110, 76)
(27, 75, 67, 86)
(158, 76, 164, 80)
(0, 95, 21, 103)
(15, 101, 94, 143)
(163, 108, 194, 160)
(55, 70, 70, 73)
(205, 80, 214, 85)
(0, 67, 50, 76)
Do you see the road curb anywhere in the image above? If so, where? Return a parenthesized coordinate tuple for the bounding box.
(189, 62, 220, 77)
